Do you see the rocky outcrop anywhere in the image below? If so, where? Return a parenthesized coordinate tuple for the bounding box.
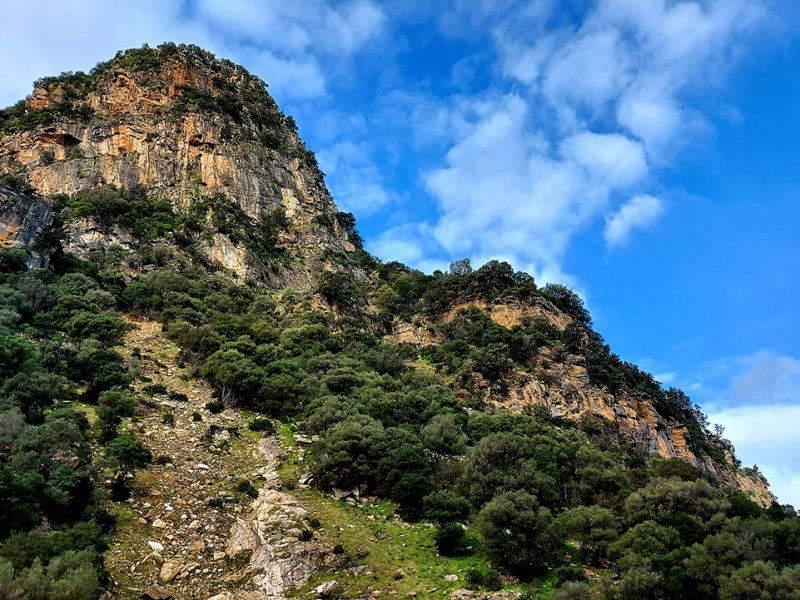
(0, 45, 359, 288)
(226, 437, 336, 597)
(390, 297, 774, 506)
(0, 184, 52, 267)
(444, 297, 573, 330)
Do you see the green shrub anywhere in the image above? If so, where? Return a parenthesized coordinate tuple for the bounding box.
(466, 566, 502, 591)
(236, 480, 258, 498)
(434, 524, 471, 556)
(298, 529, 313, 542)
(476, 491, 561, 576)
(205, 400, 224, 414)
(248, 418, 275, 434)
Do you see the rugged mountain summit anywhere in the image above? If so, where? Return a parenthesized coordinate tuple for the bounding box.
(0, 43, 362, 287)
(1, 44, 792, 600)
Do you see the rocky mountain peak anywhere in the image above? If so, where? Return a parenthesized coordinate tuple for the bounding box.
(0, 43, 364, 287)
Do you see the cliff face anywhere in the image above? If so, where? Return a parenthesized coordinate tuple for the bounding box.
(0, 185, 52, 267)
(0, 45, 359, 288)
(390, 298, 773, 506)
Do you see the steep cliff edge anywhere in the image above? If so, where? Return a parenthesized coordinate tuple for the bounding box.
(0, 184, 53, 267)
(0, 44, 363, 288)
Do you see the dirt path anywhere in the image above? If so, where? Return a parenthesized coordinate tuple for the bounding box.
(104, 319, 328, 600)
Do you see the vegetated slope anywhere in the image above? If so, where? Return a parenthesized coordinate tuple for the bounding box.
(1, 44, 798, 600)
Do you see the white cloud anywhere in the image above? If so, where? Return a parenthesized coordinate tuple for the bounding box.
(604, 194, 664, 247)
(367, 223, 428, 267)
(730, 350, 800, 406)
(397, 0, 773, 282)
(194, 0, 385, 57)
(710, 404, 800, 507)
(543, 28, 633, 111)
(561, 131, 648, 188)
(697, 350, 800, 506)
(316, 141, 393, 215)
(422, 93, 611, 278)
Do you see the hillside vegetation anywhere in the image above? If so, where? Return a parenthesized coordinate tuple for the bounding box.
(0, 44, 798, 600)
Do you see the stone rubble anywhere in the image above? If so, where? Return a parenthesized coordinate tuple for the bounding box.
(104, 319, 330, 599)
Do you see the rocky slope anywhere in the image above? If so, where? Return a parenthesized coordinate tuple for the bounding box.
(0, 44, 361, 288)
(389, 297, 772, 506)
(108, 319, 335, 599)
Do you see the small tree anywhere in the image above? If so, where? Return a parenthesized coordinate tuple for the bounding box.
(476, 490, 561, 575)
(557, 505, 620, 564)
(96, 390, 136, 441)
(104, 434, 152, 500)
(448, 258, 473, 276)
(423, 490, 471, 525)
(420, 413, 467, 457)
(541, 284, 591, 325)
(435, 524, 471, 556)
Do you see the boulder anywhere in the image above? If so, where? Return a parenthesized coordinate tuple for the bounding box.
(313, 580, 340, 598)
(159, 561, 182, 583)
(141, 585, 172, 599)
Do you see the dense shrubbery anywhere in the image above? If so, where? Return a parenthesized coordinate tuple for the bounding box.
(89, 252, 798, 598)
(0, 249, 152, 596)
(1, 224, 796, 598)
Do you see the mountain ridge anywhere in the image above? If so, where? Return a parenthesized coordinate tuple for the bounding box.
(0, 41, 772, 504)
(1, 43, 795, 600)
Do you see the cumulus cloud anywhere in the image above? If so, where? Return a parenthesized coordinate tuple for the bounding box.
(367, 224, 426, 266)
(561, 132, 648, 188)
(316, 141, 393, 215)
(542, 28, 633, 111)
(604, 194, 664, 247)
(404, 0, 771, 279)
(710, 403, 800, 506)
(422, 93, 613, 279)
(730, 350, 800, 406)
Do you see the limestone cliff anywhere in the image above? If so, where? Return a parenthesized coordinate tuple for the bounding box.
(0, 44, 361, 288)
(389, 297, 773, 506)
(0, 184, 52, 267)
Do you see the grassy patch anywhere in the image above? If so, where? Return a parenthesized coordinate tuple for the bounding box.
(277, 423, 521, 598)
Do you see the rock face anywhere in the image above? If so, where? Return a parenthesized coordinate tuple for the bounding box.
(226, 437, 336, 598)
(0, 44, 359, 288)
(389, 298, 773, 506)
(0, 185, 52, 267)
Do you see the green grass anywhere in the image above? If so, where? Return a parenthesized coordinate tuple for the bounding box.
(276, 423, 526, 598)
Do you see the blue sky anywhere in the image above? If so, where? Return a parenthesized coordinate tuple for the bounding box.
(1, 0, 799, 504)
